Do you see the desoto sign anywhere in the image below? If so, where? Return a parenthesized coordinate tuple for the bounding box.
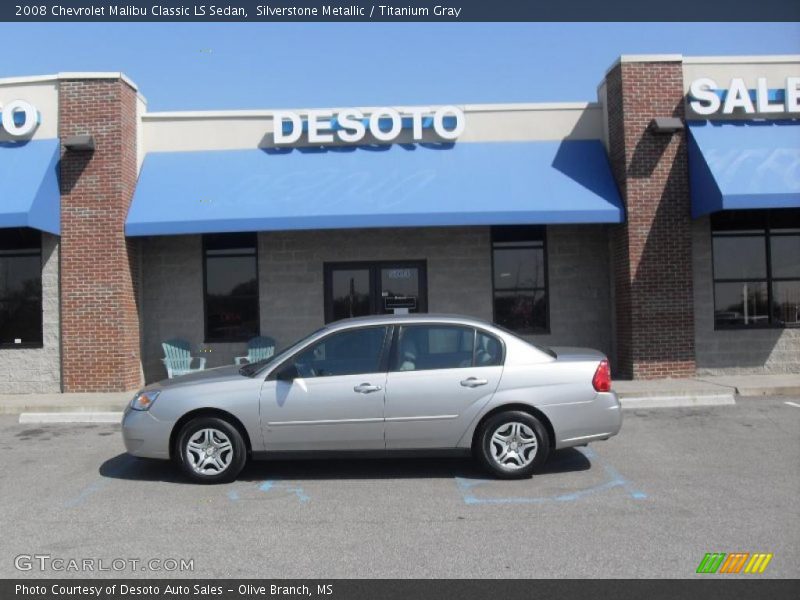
(0, 100, 40, 137)
(272, 105, 465, 145)
(689, 77, 800, 115)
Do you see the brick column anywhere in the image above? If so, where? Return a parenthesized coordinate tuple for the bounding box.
(59, 77, 142, 392)
(605, 58, 696, 379)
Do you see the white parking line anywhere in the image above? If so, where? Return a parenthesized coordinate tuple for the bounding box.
(19, 412, 123, 424)
(784, 401, 800, 408)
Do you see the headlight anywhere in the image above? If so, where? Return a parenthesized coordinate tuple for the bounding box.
(130, 390, 160, 411)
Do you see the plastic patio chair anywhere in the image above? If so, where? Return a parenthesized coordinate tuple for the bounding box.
(161, 338, 206, 378)
(234, 336, 276, 366)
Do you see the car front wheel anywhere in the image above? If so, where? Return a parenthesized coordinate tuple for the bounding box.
(476, 411, 550, 479)
(177, 417, 247, 484)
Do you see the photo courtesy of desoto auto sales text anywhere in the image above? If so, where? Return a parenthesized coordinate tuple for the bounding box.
(0, 1, 798, 599)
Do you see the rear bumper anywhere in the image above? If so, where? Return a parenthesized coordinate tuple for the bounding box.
(121, 407, 172, 459)
(542, 391, 622, 449)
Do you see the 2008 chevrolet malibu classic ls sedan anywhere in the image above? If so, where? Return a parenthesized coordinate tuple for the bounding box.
(122, 314, 621, 483)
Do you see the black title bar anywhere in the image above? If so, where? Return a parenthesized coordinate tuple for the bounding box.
(3, 0, 800, 22)
(3, 579, 800, 600)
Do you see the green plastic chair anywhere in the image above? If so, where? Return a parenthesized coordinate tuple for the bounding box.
(234, 336, 276, 365)
(161, 339, 206, 379)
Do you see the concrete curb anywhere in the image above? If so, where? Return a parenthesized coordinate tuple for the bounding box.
(620, 393, 736, 410)
(733, 386, 800, 397)
(18, 412, 123, 424)
(0, 404, 125, 416)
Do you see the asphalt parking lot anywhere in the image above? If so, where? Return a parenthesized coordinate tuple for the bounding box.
(0, 396, 798, 579)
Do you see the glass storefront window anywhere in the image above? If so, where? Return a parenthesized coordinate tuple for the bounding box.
(203, 233, 259, 342)
(711, 209, 800, 329)
(491, 226, 548, 334)
(0, 228, 42, 348)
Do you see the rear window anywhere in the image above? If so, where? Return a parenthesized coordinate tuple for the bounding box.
(493, 323, 557, 358)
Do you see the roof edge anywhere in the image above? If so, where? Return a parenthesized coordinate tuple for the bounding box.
(142, 102, 601, 120)
(0, 72, 146, 104)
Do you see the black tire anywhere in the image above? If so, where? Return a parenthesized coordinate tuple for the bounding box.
(177, 417, 247, 484)
(475, 410, 550, 479)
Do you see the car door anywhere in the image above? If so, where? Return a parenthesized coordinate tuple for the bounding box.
(259, 325, 390, 451)
(384, 324, 504, 449)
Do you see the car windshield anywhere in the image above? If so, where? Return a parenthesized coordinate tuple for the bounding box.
(238, 327, 327, 377)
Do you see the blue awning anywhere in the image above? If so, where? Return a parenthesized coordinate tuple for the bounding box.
(125, 140, 623, 236)
(687, 121, 800, 218)
(0, 138, 60, 234)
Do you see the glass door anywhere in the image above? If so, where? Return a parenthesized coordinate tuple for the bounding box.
(324, 261, 427, 323)
(379, 265, 423, 315)
(327, 267, 372, 322)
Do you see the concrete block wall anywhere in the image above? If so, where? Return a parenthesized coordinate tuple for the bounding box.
(692, 217, 800, 374)
(530, 225, 614, 362)
(139, 235, 248, 383)
(139, 225, 614, 384)
(0, 233, 61, 393)
(257, 227, 494, 348)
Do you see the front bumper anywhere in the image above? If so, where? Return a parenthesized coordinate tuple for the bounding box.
(121, 407, 172, 459)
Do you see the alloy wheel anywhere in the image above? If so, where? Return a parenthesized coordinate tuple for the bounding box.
(489, 421, 538, 469)
(185, 428, 234, 475)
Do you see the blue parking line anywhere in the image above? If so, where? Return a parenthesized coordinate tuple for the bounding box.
(455, 447, 646, 505)
(257, 480, 310, 503)
(64, 479, 110, 508)
(64, 455, 138, 508)
(583, 447, 648, 500)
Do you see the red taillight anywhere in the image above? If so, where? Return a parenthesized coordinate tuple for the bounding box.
(592, 359, 612, 392)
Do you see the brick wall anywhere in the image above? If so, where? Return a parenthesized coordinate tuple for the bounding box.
(59, 78, 143, 392)
(605, 60, 696, 379)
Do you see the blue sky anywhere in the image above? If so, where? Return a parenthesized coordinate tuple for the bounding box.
(1, 22, 798, 110)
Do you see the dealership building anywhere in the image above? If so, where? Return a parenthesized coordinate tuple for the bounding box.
(0, 54, 798, 394)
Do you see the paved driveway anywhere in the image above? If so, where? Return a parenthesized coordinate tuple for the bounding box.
(0, 396, 797, 578)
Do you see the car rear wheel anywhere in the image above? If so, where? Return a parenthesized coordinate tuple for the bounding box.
(177, 417, 246, 484)
(476, 411, 550, 479)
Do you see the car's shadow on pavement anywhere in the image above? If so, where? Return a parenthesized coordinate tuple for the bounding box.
(99, 448, 592, 485)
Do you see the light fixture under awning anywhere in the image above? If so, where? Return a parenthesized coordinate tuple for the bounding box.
(687, 121, 800, 218)
(0, 138, 60, 234)
(125, 140, 624, 236)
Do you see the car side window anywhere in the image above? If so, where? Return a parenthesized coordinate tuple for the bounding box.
(292, 326, 389, 378)
(475, 331, 503, 366)
(392, 325, 476, 372)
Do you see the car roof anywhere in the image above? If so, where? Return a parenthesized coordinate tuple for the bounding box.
(323, 313, 499, 331)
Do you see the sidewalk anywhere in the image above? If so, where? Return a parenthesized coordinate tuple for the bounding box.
(613, 373, 800, 408)
(0, 392, 131, 415)
(1, 374, 798, 415)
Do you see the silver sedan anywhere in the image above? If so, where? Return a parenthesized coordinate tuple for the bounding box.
(122, 314, 621, 483)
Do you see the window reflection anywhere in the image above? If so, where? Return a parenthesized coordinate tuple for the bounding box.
(711, 209, 800, 329)
(331, 269, 371, 321)
(203, 233, 259, 342)
(491, 226, 548, 333)
(0, 228, 42, 347)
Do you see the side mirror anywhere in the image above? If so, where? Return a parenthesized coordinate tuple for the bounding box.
(275, 364, 299, 382)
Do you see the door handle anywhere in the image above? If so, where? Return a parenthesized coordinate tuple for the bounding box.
(461, 377, 489, 388)
(354, 383, 382, 394)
